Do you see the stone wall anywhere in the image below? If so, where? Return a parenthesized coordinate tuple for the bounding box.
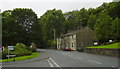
(84, 48, 119, 57)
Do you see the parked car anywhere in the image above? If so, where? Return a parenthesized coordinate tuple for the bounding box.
(63, 47, 71, 51)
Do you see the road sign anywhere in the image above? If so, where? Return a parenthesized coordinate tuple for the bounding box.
(8, 46, 14, 50)
(94, 42, 98, 46)
(7, 55, 16, 57)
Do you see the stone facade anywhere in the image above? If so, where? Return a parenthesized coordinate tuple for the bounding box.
(57, 27, 95, 50)
(57, 33, 77, 50)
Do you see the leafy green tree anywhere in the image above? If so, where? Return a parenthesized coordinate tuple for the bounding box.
(2, 10, 16, 46)
(64, 10, 79, 32)
(108, 2, 120, 18)
(0, 11, 2, 46)
(39, 9, 65, 48)
(94, 10, 113, 43)
(2, 8, 38, 46)
(11, 8, 38, 45)
(77, 8, 89, 27)
(111, 17, 120, 41)
(87, 14, 97, 30)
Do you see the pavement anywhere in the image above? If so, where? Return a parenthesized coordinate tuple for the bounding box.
(1, 49, 119, 69)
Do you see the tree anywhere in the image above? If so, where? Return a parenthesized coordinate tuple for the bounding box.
(64, 10, 79, 32)
(11, 8, 38, 45)
(87, 14, 97, 30)
(39, 9, 65, 48)
(77, 8, 89, 27)
(94, 10, 113, 43)
(111, 17, 120, 41)
(2, 8, 38, 46)
(108, 2, 120, 18)
(0, 11, 2, 46)
(2, 10, 16, 46)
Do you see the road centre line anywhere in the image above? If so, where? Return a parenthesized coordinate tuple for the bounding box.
(88, 60, 102, 64)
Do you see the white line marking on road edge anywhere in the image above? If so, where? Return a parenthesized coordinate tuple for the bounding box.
(88, 60, 102, 64)
(47, 59, 54, 67)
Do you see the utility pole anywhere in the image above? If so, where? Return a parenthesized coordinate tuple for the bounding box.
(80, 19, 83, 47)
(53, 29, 56, 48)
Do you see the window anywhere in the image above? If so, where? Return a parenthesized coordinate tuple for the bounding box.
(72, 35, 74, 39)
(72, 43, 73, 47)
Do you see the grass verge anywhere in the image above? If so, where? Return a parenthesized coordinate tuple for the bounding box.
(86, 42, 120, 49)
(0, 52, 38, 62)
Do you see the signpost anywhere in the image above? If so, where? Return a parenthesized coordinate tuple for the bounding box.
(94, 41, 98, 46)
(8, 46, 14, 50)
(7, 46, 14, 61)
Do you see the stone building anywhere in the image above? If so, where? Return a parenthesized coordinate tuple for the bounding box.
(57, 27, 96, 50)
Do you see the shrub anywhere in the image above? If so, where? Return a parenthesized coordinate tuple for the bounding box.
(2, 48, 8, 59)
(13, 43, 32, 57)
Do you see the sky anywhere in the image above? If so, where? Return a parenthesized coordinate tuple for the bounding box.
(0, 0, 113, 17)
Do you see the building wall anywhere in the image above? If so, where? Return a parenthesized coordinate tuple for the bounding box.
(76, 27, 95, 48)
(57, 34, 77, 50)
(69, 34, 77, 50)
(57, 27, 96, 50)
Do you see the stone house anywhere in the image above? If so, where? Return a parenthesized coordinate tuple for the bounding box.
(57, 27, 96, 50)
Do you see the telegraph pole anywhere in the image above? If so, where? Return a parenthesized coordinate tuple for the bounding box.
(53, 29, 56, 48)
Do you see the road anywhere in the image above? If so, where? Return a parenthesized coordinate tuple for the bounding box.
(2, 49, 119, 69)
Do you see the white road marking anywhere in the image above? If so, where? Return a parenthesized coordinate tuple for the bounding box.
(49, 58, 60, 67)
(48, 58, 62, 69)
(112, 66, 116, 67)
(88, 60, 102, 64)
(47, 59, 54, 67)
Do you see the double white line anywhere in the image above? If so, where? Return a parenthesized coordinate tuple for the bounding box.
(47, 57, 62, 69)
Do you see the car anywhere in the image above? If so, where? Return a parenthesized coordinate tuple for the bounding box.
(63, 47, 71, 51)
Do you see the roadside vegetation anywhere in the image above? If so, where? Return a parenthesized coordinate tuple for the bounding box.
(1, 43, 38, 62)
(0, 52, 38, 62)
(86, 42, 120, 49)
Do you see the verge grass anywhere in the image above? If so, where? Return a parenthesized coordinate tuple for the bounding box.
(86, 42, 120, 49)
(0, 52, 38, 62)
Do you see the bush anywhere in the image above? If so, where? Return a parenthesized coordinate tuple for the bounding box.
(13, 43, 32, 57)
(2, 48, 8, 59)
(2, 43, 32, 59)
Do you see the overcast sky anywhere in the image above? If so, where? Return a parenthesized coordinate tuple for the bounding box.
(0, 0, 113, 17)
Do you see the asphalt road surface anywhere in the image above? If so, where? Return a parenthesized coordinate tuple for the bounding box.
(2, 49, 119, 68)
